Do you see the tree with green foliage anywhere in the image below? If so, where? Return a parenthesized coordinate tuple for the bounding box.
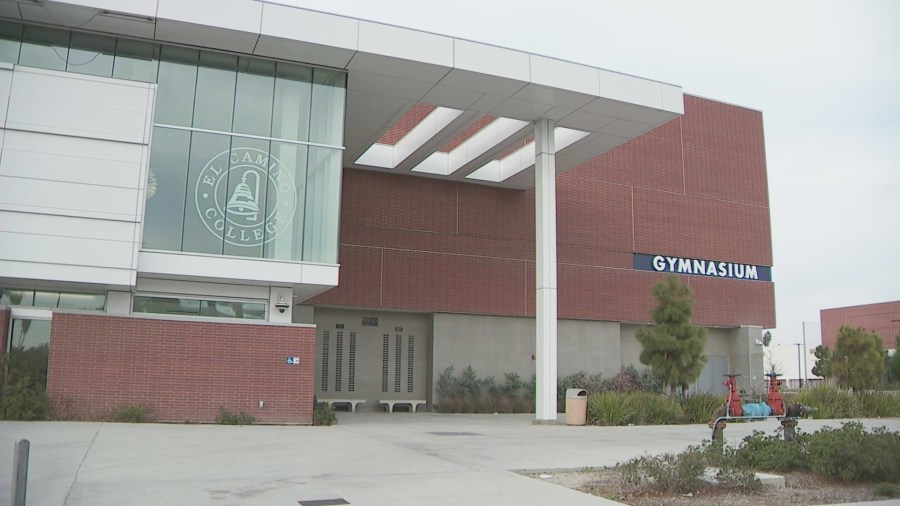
(812, 345, 832, 380)
(636, 275, 707, 398)
(831, 326, 884, 391)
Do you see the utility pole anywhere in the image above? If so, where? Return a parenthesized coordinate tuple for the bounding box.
(794, 343, 803, 388)
(802, 323, 808, 387)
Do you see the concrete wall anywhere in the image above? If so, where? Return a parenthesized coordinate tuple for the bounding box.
(47, 312, 316, 424)
(0, 64, 154, 289)
(431, 313, 621, 396)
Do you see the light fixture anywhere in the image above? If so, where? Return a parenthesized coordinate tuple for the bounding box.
(274, 294, 289, 313)
(99, 10, 155, 23)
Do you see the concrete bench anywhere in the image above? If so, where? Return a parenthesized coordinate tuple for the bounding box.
(319, 399, 367, 412)
(380, 400, 427, 413)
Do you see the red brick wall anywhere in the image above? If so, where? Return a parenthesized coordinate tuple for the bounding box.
(312, 95, 775, 328)
(820, 301, 900, 350)
(46, 313, 315, 424)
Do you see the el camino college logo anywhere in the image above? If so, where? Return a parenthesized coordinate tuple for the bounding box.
(195, 148, 296, 247)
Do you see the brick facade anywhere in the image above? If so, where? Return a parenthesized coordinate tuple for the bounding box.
(46, 313, 315, 424)
(311, 95, 776, 328)
(820, 301, 900, 350)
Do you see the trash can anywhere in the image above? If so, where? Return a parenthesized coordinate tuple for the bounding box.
(565, 388, 588, 426)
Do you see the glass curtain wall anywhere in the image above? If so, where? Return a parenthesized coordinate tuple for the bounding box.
(0, 23, 346, 264)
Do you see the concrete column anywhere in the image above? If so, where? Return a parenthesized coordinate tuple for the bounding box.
(534, 118, 558, 421)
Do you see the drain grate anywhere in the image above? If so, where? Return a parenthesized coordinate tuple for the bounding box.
(298, 499, 349, 506)
(427, 431, 483, 436)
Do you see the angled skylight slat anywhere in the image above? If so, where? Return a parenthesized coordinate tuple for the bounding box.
(412, 117, 529, 176)
(355, 107, 463, 168)
(466, 127, 590, 183)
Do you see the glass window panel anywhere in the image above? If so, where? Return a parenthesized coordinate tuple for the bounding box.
(57, 292, 106, 310)
(66, 31, 114, 77)
(155, 46, 199, 126)
(0, 288, 34, 306)
(233, 57, 275, 136)
(263, 142, 307, 261)
(33, 291, 61, 308)
(113, 38, 159, 83)
(133, 296, 200, 316)
(309, 68, 346, 146)
(302, 147, 342, 263)
(144, 127, 191, 251)
(0, 21, 22, 64)
(222, 137, 270, 258)
(193, 51, 237, 131)
(7, 319, 51, 390)
(182, 132, 231, 255)
(200, 300, 265, 320)
(19, 25, 69, 71)
(240, 302, 266, 320)
(271, 63, 312, 142)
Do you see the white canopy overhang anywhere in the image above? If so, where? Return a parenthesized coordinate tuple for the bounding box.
(3, 0, 684, 190)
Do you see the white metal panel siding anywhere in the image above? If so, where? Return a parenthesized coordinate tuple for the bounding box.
(0, 66, 155, 289)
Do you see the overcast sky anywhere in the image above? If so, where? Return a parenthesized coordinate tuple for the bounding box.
(285, 0, 899, 346)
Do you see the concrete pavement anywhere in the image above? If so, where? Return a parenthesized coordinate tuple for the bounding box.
(1, 414, 898, 506)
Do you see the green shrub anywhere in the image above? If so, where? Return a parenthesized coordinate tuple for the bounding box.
(875, 483, 900, 497)
(806, 422, 899, 483)
(787, 385, 859, 419)
(857, 391, 900, 418)
(435, 366, 533, 413)
(617, 444, 758, 495)
(624, 391, 682, 425)
(587, 392, 633, 426)
(730, 430, 809, 473)
(0, 374, 49, 421)
(1, 347, 50, 421)
(313, 402, 336, 426)
(110, 404, 152, 423)
(680, 393, 722, 424)
(215, 406, 255, 425)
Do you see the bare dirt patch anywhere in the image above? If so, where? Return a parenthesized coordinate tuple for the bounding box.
(527, 468, 891, 506)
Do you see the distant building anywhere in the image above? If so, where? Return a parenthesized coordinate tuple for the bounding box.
(764, 344, 821, 389)
(820, 301, 900, 350)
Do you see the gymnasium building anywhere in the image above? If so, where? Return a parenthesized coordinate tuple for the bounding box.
(0, 0, 774, 423)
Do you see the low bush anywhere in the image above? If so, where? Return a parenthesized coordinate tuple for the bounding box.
(805, 422, 899, 483)
(215, 407, 255, 425)
(110, 404, 152, 423)
(618, 444, 759, 496)
(587, 392, 633, 426)
(586, 391, 681, 426)
(0, 374, 49, 421)
(435, 366, 533, 413)
(857, 391, 900, 418)
(680, 393, 722, 424)
(875, 483, 900, 498)
(313, 402, 336, 426)
(625, 391, 682, 425)
(785, 385, 859, 419)
(1, 347, 50, 421)
(729, 430, 809, 473)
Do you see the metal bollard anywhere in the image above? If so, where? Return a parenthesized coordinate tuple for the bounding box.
(11, 439, 29, 506)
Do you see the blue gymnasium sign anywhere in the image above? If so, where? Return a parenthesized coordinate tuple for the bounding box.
(633, 253, 772, 282)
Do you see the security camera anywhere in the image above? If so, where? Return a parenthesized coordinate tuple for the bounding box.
(275, 301, 290, 313)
